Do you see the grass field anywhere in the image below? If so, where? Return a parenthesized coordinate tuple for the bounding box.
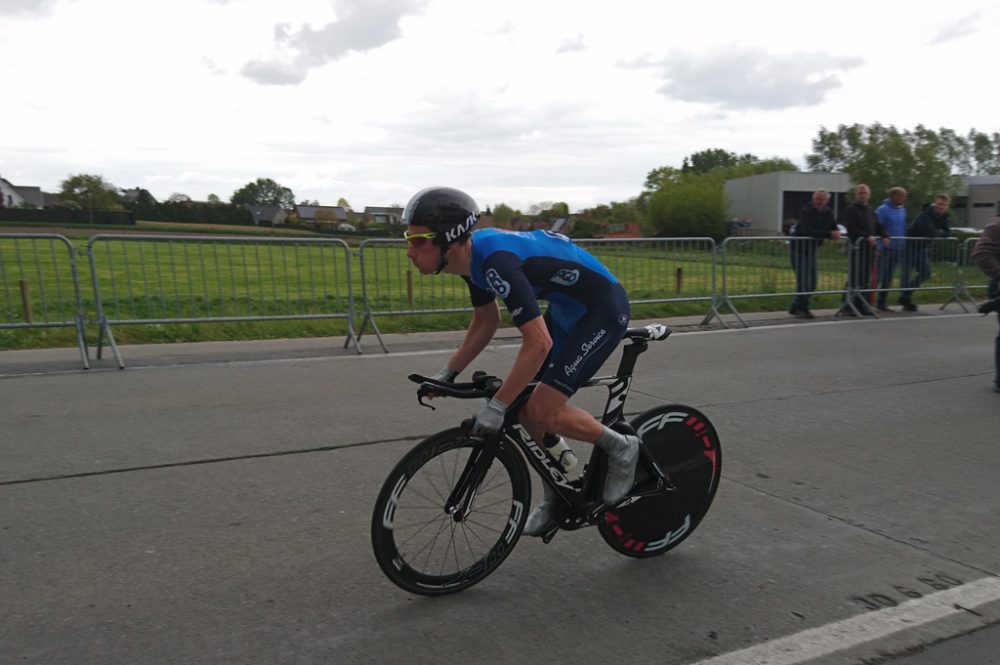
(0, 226, 979, 351)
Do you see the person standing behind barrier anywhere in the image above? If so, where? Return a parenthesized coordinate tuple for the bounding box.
(874, 187, 908, 312)
(841, 184, 889, 315)
(971, 216, 1000, 393)
(789, 189, 841, 319)
(899, 194, 951, 311)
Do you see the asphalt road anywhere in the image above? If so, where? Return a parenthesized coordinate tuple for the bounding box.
(2, 310, 999, 665)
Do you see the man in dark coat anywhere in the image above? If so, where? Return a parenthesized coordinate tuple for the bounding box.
(840, 183, 889, 315)
(789, 189, 841, 319)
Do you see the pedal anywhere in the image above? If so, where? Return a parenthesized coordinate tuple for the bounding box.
(541, 526, 559, 544)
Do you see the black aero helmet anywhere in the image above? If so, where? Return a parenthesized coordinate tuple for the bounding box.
(403, 187, 479, 250)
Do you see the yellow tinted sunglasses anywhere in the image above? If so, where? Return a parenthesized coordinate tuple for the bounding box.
(403, 231, 437, 248)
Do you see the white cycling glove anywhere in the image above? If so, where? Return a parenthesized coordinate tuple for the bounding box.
(470, 397, 507, 437)
(430, 366, 458, 383)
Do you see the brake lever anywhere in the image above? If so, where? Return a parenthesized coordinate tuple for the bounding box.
(416, 384, 436, 410)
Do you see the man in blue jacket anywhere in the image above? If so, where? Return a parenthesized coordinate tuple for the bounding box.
(874, 187, 908, 312)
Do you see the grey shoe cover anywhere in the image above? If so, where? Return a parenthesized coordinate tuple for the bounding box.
(603, 434, 640, 504)
(523, 484, 559, 536)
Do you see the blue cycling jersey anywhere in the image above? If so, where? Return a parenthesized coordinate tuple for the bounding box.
(464, 228, 621, 330)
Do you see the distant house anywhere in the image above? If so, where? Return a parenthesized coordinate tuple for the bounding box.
(295, 204, 349, 224)
(0, 176, 40, 207)
(248, 205, 288, 226)
(595, 223, 641, 239)
(121, 188, 158, 205)
(363, 206, 403, 225)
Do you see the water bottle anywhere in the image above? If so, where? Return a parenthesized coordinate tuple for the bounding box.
(542, 433, 578, 473)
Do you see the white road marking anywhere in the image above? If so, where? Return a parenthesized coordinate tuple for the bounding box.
(690, 576, 1000, 665)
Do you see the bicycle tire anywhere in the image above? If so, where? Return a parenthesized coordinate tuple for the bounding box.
(371, 427, 530, 595)
(598, 405, 722, 558)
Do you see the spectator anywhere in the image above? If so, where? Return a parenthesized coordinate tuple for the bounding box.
(971, 216, 1000, 393)
(789, 189, 841, 319)
(899, 194, 951, 311)
(874, 187, 908, 312)
(840, 184, 889, 316)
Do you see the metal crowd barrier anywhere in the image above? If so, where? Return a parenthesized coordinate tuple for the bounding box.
(354, 239, 477, 352)
(87, 235, 359, 367)
(2, 231, 995, 366)
(954, 237, 990, 307)
(844, 236, 964, 313)
(355, 236, 724, 352)
(576, 237, 723, 324)
(0, 233, 89, 368)
(718, 236, 852, 326)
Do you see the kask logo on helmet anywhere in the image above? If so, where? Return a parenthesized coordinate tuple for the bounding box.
(444, 212, 478, 242)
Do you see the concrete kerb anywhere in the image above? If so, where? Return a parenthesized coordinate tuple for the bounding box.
(0, 304, 978, 378)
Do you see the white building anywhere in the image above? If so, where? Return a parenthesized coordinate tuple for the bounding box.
(725, 171, 1000, 233)
(723, 172, 852, 234)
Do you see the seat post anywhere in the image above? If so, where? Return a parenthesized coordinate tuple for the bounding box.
(614, 338, 647, 379)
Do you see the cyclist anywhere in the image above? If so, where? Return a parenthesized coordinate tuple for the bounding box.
(403, 186, 640, 536)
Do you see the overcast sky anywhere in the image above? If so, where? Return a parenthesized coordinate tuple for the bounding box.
(2, 0, 998, 212)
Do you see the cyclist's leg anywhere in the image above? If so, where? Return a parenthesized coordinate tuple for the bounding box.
(521, 385, 602, 445)
(527, 284, 637, 504)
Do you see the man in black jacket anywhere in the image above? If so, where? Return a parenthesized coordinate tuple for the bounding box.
(789, 189, 841, 319)
(899, 194, 951, 311)
(840, 184, 889, 315)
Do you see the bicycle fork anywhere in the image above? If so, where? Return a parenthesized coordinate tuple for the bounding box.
(444, 435, 501, 521)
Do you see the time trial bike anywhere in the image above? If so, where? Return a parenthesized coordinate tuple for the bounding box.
(370, 322, 722, 595)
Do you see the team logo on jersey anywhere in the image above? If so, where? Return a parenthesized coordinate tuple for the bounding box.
(550, 268, 580, 287)
(485, 268, 511, 298)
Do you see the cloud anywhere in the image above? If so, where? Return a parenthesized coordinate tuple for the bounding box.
(0, 0, 60, 15)
(637, 48, 865, 110)
(556, 34, 586, 54)
(240, 0, 428, 86)
(925, 11, 982, 45)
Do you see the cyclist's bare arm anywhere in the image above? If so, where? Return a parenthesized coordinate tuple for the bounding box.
(445, 301, 501, 376)
(493, 315, 552, 406)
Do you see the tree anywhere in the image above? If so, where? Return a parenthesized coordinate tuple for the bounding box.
(231, 178, 296, 208)
(646, 174, 729, 239)
(167, 192, 191, 203)
(643, 150, 797, 238)
(806, 123, 976, 213)
(337, 197, 353, 212)
(207, 194, 222, 204)
(682, 149, 752, 174)
(529, 201, 570, 226)
(967, 130, 1000, 175)
(59, 174, 123, 209)
(492, 203, 517, 227)
(608, 201, 641, 229)
(299, 199, 320, 206)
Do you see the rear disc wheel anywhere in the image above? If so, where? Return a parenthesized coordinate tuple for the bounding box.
(598, 405, 722, 558)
